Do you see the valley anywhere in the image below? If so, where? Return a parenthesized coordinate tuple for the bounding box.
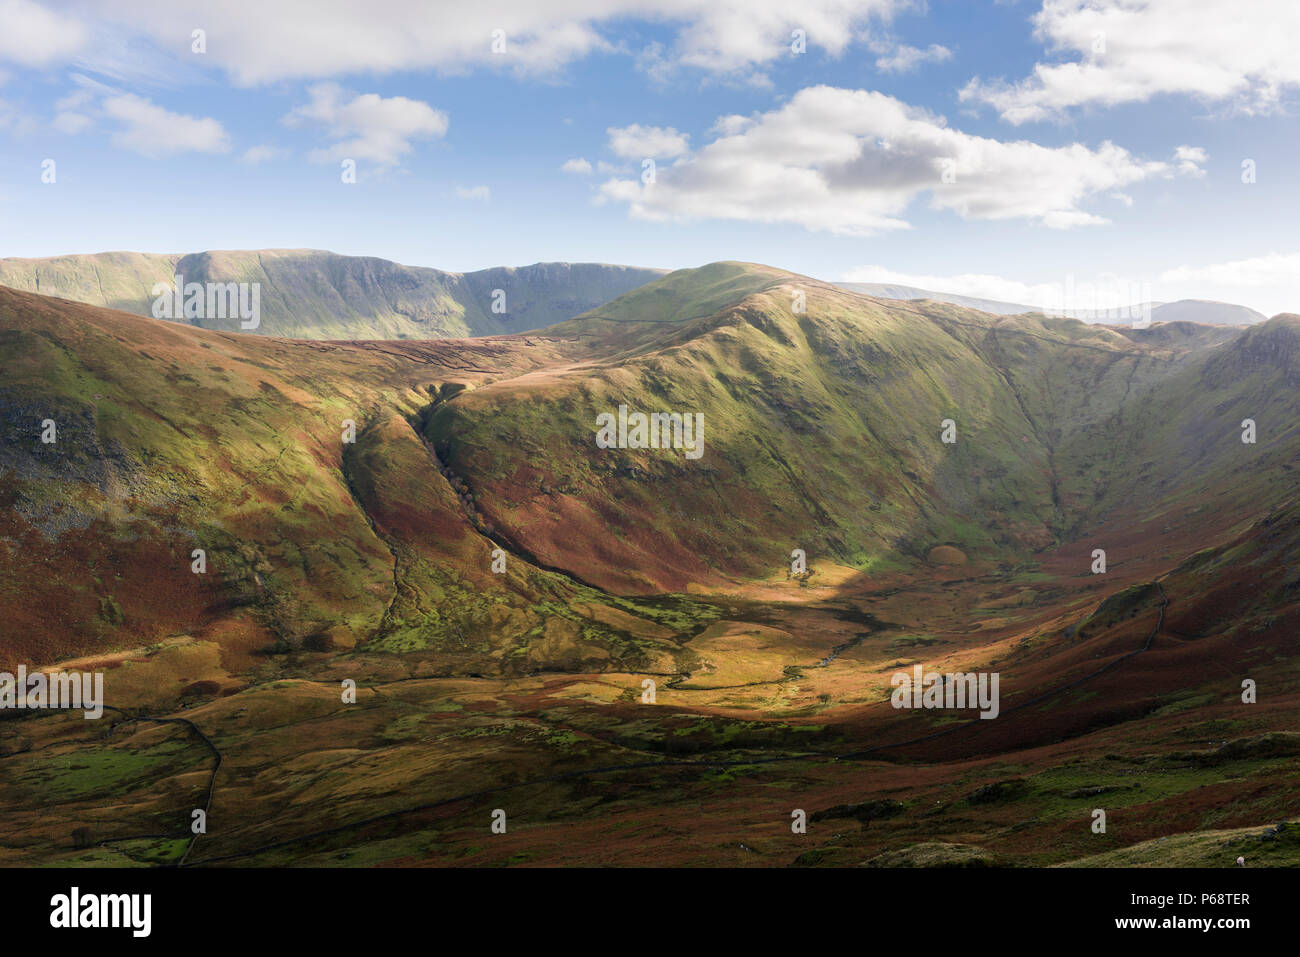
(1, 262, 1297, 867)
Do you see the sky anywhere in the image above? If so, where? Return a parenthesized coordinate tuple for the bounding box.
(1, 0, 1299, 314)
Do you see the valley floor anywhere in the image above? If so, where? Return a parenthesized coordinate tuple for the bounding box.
(4, 535, 1297, 868)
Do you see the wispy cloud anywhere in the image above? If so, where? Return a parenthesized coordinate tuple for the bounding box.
(102, 92, 230, 156)
(875, 43, 951, 74)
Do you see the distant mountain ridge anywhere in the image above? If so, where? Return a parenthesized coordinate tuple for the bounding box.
(837, 281, 1268, 326)
(0, 249, 667, 339)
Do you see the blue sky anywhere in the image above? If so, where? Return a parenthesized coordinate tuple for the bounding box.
(2, 0, 1299, 314)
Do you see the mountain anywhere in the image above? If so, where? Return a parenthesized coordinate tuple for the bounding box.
(2, 262, 1298, 868)
(836, 281, 1038, 315)
(1148, 299, 1268, 326)
(837, 283, 1267, 327)
(0, 249, 665, 339)
(6, 259, 1295, 654)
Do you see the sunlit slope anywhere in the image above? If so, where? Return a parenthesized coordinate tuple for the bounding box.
(3, 265, 1294, 669)
(0, 251, 178, 315)
(427, 267, 1300, 595)
(0, 286, 690, 672)
(429, 267, 1081, 592)
(0, 250, 664, 339)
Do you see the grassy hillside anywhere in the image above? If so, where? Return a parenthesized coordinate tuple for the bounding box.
(0, 284, 697, 672)
(5, 263, 1295, 652)
(0, 249, 665, 339)
(427, 266, 1298, 594)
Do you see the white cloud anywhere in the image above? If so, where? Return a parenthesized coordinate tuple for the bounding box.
(49, 75, 229, 153)
(52, 87, 94, 134)
(962, 0, 1300, 123)
(607, 124, 690, 159)
(52, 110, 91, 133)
(842, 265, 1161, 322)
(561, 157, 594, 174)
(599, 86, 1182, 235)
(0, 97, 36, 135)
(285, 83, 448, 167)
(455, 185, 491, 200)
(1161, 253, 1300, 289)
(844, 264, 1070, 306)
(846, 254, 1300, 317)
(102, 93, 231, 156)
(75, 0, 909, 85)
(0, 0, 87, 67)
(1173, 144, 1207, 177)
(240, 145, 289, 165)
(875, 43, 951, 73)
(1161, 252, 1300, 315)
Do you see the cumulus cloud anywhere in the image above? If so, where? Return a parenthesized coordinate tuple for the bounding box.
(962, 0, 1300, 123)
(875, 43, 951, 73)
(455, 185, 491, 200)
(0, 0, 87, 67)
(284, 83, 448, 167)
(561, 157, 593, 174)
(70, 0, 908, 85)
(606, 124, 690, 159)
(599, 86, 1183, 235)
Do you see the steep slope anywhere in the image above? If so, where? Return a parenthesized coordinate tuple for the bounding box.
(1, 264, 1294, 664)
(0, 250, 664, 339)
(0, 284, 695, 672)
(424, 265, 1291, 594)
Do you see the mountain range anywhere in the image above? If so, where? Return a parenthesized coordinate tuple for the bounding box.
(0, 251, 1265, 350)
(0, 249, 666, 339)
(839, 281, 1268, 326)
